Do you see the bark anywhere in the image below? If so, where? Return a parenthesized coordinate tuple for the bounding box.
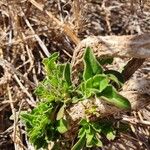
(122, 58, 145, 81)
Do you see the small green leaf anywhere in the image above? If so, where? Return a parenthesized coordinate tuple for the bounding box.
(100, 85, 131, 109)
(85, 74, 108, 92)
(34, 84, 45, 97)
(86, 127, 94, 147)
(101, 125, 116, 141)
(21, 112, 33, 122)
(57, 64, 65, 78)
(106, 129, 116, 140)
(64, 63, 72, 86)
(92, 74, 109, 92)
(83, 47, 103, 81)
(71, 134, 86, 150)
(80, 82, 92, 98)
(78, 127, 86, 138)
(86, 135, 94, 147)
(56, 104, 66, 120)
(50, 77, 59, 87)
(86, 135, 103, 148)
(21, 113, 34, 128)
(93, 136, 103, 147)
(57, 119, 68, 134)
(82, 74, 109, 98)
(34, 83, 56, 101)
(91, 122, 102, 133)
(106, 74, 123, 89)
(43, 52, 59, 76)
(80, 119, 89, 126)
(85, 125, 92, 134)
(104, 70, 124, 83)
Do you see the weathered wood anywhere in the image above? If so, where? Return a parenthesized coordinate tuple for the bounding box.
(71, 34, 150, 80)
(122, 58, 145, 81)
(72, 34, 150, 62)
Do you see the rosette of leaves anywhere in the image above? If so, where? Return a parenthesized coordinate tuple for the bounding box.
(21, 47, 131, 149)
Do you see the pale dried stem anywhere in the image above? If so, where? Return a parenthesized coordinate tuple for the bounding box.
(122, 116, 150, 126)
(72, 0, 84, 33)
(13, 74, 36, 107)
(102, 0, 112, 34)
(21, 33, 34, 73)
(20, 9, 50, 57)
(7, 84, 24, 150)
(7, 84, 16, 142)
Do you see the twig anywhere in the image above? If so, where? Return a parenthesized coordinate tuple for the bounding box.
(13, 74, 36, 107)
(7, 84, 16, 142)
(72, 0, 84, 33)
(102, 0, 112, 34)
(21, 33, 34, 73)
(57, 0, 64, 23)
(122, 116, 150, 126)
(7, 84, 24, 150)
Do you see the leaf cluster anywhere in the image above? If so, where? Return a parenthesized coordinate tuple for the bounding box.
(21, 47, 131, 149)
(72, 119, 116, 150)
(79, 47, 131, 109)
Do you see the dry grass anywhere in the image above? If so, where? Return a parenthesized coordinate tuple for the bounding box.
(0, 0, 150, 149)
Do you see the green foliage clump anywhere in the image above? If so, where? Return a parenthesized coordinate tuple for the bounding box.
(72, 119, 117, 150)
(21, 47, 131, 149)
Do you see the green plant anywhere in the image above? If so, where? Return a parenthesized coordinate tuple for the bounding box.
(72, 119, 117, 150)
(21, 47, 131, 149)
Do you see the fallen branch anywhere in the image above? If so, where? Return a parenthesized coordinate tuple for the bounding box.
(72, 34, 150, 77)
